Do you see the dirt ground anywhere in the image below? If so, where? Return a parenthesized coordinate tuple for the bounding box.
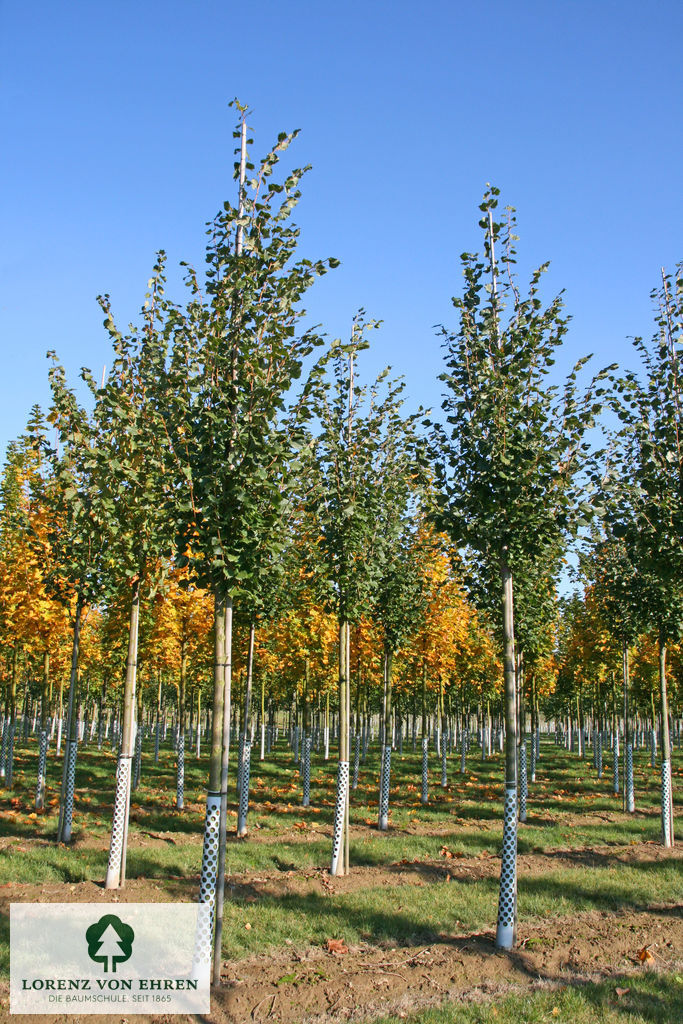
(2, 840, 681, 1024)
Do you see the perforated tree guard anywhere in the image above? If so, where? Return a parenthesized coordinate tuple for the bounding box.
(496, 785, 517, 949)
(330, 760, 349, 876)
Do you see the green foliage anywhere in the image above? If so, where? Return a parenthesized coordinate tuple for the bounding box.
(162, 113, 336, 603)
(303, 316, 426, 625)
(82, 253, 176, 595)
(433, 187, 612, 572)
(601, 264, 683, 642)
(41, 360, 108, 607)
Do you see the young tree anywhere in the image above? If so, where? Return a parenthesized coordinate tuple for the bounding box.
(41, 361, 109, 842)
(433, 188, 610, 948)
(303, 321, 423, 872)
(82, 258, 177, 889)
(374, 523, 429, 829)
(604, 264, 683, 845)
(161, 105, 336, 982)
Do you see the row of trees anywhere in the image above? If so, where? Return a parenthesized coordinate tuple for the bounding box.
(1, 105, 681, 973)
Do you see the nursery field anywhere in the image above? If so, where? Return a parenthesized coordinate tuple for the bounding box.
(0, 737, 681, 1024)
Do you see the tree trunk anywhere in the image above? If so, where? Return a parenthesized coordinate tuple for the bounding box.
(378, 648, 393, 830)
(260, 672, 266, 761)
(658, 632, 674, 847)
(57, 599, 83, 842)
(36, 652, 49, 809)
(623, 637, 634, 813)
(496, 551, 517, 949)
(105, 578, 140, 888)
(237, 622, 255, 836)
(302, 658, 312, 807)
(212, 595, 233, 985)
(195, 592, 226, 980)
(420, 661, 429, 805)
(176, 641, 187, 810)
(331, 619, 349, 875)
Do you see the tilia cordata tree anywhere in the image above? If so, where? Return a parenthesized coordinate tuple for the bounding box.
(89, 260, 176, 890)
(304, 319, 423, 872)
(433, 188, 611, 949)
(604, 264, 683, 847)
(162, 105, 337, 984)
(579, 534, 644, 812)
(41, 361, 108, 843)
(374, 517, 430, 830)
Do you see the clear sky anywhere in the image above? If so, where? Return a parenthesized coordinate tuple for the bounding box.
(1, 0, 681, 457)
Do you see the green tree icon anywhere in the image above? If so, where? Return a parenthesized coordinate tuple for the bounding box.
(86, 914, 134, 973)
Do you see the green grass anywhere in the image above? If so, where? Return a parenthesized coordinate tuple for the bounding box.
(217, 855, 682, 960)
(370, 971, 683, 1024)
(2, 738, 679, 878)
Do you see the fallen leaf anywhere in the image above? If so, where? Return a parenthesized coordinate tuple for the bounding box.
(615, 987, 630, 998)
(638, 946, 654, 964)
(244, 922, 252, 931)
(326, 938, 348, 954)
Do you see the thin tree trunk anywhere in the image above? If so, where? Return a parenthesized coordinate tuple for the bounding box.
(196, 687, 202, 758)
(344, 620, 351, 875)
(378, 648, 393, 830)
(260, 672, 266, 761)
(176, 641, 187, 810)
(623, 637, 634, 813)
(212, 595, 233, 985)
(496, 551, 517, 950)
(302, 658, 312, 807)
(421, 660, 429, 805)
(196, 592, 226, 980)
(36, 652, 50, 809)
(105, 579, 140, 887)
(658, 632, 674, 847)
(331, 619, 349, 875)
(57, 598, 83, 842)
(237, 621, 255, 836)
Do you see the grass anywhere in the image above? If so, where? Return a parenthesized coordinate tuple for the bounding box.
(1, 737, 680, 883)
(215, 855, 682, 960)
(369, 971, 683, 1023)
(2, 735, 679, 849)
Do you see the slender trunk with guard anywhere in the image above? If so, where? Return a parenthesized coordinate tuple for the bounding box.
(331, 619, 349, 875)
(658, 631, 674, 847)
(378, 648, 393, 830)
(57, 598, 83, 842)
(36, 652, 50, 809)
(105, 578, 140, 888)
(176, 640, 187, 810)
(496, 551, 518, 949)
(420, 660, 429, 805)
(302, 657, 313, 806)
(195, 592, 226, 980)
(212, 595, 234, 983)
(237, 622, 255, 836)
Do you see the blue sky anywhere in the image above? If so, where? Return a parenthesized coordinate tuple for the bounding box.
(1, 0, 681, 456)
